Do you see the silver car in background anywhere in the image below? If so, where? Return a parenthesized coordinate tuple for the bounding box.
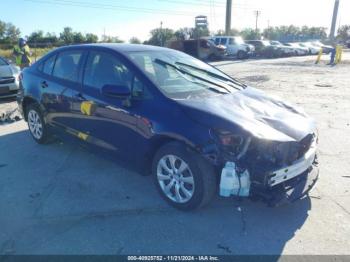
(284, 42, 309, 56)
(0, 56, 20, 98)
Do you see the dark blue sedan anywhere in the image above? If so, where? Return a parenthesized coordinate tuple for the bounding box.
(18, 44, 319, 210)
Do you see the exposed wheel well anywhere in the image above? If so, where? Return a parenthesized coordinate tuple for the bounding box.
(22, 97, 39, 121)
(143, 136, 196, 176)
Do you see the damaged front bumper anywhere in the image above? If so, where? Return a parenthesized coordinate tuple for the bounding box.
(256, 162, 319, 207)
(219, 136, 319, 206)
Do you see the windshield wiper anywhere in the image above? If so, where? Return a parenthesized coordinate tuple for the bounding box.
(175, 61, 247, 88)
(154, 59, 232, 94)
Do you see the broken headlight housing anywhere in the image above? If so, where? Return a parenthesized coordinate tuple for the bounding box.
(211, 129, 251, 159)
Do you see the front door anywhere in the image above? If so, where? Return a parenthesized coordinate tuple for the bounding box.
(70, 50, 150, 156)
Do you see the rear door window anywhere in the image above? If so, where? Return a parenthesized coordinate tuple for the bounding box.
(52, 50, 83, 82)
(214, 38, 220, 45)
(42, 55, 56, 75)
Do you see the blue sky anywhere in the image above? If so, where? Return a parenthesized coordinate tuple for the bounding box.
(1, 0, 349, 41)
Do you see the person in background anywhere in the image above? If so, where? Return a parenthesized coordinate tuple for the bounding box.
(13, 38, 32, 69)
(328, 42, 337, 65)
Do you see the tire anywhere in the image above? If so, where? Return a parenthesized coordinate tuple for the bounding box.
(152, 142, 216, 211)
(207, 54, 216, 62)
(26, 103, 51, 144)
(237, 51, 246, 60)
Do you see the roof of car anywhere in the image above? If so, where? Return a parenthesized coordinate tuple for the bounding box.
(58, 43, 170, 53)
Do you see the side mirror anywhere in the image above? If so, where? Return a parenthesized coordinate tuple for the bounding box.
(101, 84, 130, 98)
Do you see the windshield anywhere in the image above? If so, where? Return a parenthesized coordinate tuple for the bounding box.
(0, 57, 8, 66)
(127, 50, 244, 100)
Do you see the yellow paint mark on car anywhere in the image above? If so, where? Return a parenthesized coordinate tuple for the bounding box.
(80, 101, 96, 116)
(78, 132, 89, 141)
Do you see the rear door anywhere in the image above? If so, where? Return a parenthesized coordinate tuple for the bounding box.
(41, 49, 85, 130)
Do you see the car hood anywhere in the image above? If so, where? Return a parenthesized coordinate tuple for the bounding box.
(0, 64, 19, 77)
(177, 87, 316, 142)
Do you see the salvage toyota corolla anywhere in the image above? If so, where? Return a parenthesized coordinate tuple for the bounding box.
(17, 44, 319, 210)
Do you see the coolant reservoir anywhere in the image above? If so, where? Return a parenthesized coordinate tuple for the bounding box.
(238, 170, 250, 197)
(220, 162, 240, 197)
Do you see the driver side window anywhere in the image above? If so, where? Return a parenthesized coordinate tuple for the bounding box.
(83, 51, 147, 98)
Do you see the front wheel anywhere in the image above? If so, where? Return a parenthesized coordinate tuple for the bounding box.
(237, 50, 246, 60)
(152, 142, 216, 210)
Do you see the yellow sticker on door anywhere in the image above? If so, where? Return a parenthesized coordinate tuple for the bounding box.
(80, 101, 96, 116)
(77, 132, 89, 141)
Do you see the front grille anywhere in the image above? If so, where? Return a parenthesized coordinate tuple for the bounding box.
(0, 90, 17, 97)
(0, 77, 15, 84)
(244, 133, 315, 169)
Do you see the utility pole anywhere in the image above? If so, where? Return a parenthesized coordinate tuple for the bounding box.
(160, 21, 163, 47)
(254, 10, 261, 34)
(329, 0, 340, 40)
(225, 0, 232, 35)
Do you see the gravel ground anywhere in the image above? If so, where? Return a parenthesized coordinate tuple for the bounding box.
(0, 53, 349, 255)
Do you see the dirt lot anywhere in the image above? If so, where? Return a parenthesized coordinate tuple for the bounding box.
(1, 53, 350, 255)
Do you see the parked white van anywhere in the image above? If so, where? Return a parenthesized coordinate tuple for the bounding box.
(212, 36, 255, 59)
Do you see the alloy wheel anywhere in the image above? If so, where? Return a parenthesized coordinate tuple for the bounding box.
(157, 154, 195, 203)
(28, 109, 43, 140)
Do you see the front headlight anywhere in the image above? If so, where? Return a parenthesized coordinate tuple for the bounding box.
(211, 129, 251, 159)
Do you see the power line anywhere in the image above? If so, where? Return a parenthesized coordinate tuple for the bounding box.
(158, 0, 226, 7)
(22, 0, 220, 16)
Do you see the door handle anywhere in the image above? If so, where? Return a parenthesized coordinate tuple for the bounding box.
(41, 81, 48, 88)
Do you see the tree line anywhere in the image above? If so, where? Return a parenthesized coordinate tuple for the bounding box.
(1, 19, 350, 49)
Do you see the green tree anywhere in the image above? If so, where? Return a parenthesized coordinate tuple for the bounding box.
(85, 33, 98, 43)
(4, 22, 20, 43)
(240, 28, 260, 40)
(103, 36, 124, 43)
(174, 27, 193, 40)
(73, 32, 86, 43)
(0, 20, 6, 40)
(214, 28, 239, 37)
(129, 37, 141, 44)
(45, 32, 59, 45)
(337, 25, 350, 41)
(144, 28, 174, 46)
(28, 30, 45, 43)
(263, 25, 327, 41)
(192, 27, 209, 39)
(60, 27, 74, 44)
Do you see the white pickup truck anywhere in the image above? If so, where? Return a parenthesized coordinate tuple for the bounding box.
(212, 36, 255, 59)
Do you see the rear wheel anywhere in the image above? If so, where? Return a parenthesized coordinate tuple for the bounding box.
(152, 142, 216, 210)
(26, 103, 51, 144)
(237, 50, 246, 60)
